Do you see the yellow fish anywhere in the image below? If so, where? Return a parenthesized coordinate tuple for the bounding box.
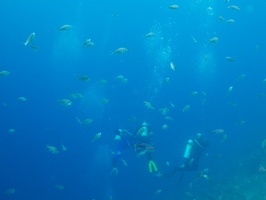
(76, 117, 93, 124)
(0, 71, 10, 76)
(159, 107, 169, 115)
(182, 105, 190, 112)
(226, 57, 235, 62)
(169, 5, 179, 9)
(226, 19, 235, 23)
(209, 37, 219, 43)
(18, 97, 27, 101)
(5, 189, 16, 194)
(92, 132, 102, 143)
(144, 101, 155, 109)
(77, 75, 90, 81)
(57, 99, 72, 106)
(58, 25, 71, 31)
(170, 61, 176, 71)
(144, 32, 155, 38)
(24, 32, 35, 46)
(228, 5, 240, 10)
(83, 39, 94, 48)
(111, 47, 128, 55)
(47, 145, 59, 153)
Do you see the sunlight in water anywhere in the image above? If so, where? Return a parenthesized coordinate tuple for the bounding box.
(145, 23, 172, 99)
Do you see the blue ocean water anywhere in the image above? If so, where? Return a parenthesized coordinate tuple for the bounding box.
(1, 0, 266, 199)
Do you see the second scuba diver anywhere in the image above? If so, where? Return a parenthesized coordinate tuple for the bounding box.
(135, 121, 158, 173)
(111, 121, 158, 175)
(165, 133, 209, 177)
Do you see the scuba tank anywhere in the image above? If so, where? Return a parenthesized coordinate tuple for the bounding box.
(138, 121, 149, 137)
(184, 140, 193, 158)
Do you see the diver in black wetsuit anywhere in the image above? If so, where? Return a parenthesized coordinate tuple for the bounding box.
(165, 133, 209, 177)
(179, 133, 209, 171)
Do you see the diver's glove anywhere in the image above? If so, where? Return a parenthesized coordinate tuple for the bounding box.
(148, 160, 158, 173)
(111, 167, 118, 175)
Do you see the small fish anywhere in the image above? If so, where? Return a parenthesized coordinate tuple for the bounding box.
(190, 91, 198, 96)
(164, 77, 170, 83)
(58, 25, 71, 31)
(83, 39, 94, 48)
(0, 71, 10, 76)
(55, 185, 64, 189)
(92, 132, 102, 143)
(182, 105, 190, 112)
(111, 47, 128, 55)
(29, 44, 39, 51)
(226, 19, 235, 23)
(61, 143, 67, 151)
(196, 170, 203, 179)
(221, 134, 227, 143)
(165, 116, 173, 120)
(259, 165, 266, 172)
(209, 37, 219, 43)
(162, 124, 168, 130)
(218, 16, 226, 22)
(159, 107, 169, 115)
(227, 86, 233, 96)
(18, 97, 27, 101)
(236, 120, 245, 125)
(144, 32, 155, 38)
(76, 117, 93, 124)
(214, 154, 222, 158)
(97, 79, 108, 84)
(5, 189, 16, 194)
(170, 61, 176, 71)
(136, 143, 155, 151)
(257, 93, 266, 98)
(129, 116, 137, 121)
(191, 36, 197, 43)
(8, 129, 15, 133)
(154, 189, 162, 195)
(77, 75, 90, 81)
(57, 99, 72, 106)
(262, 139, 266, 149)
(196, 168, 209, 180)
(203, 174, 210, 180)
(24, 32, 35, 46)
(144, 101, 155, 109)
(101, 98, 109, 103)
(208, 129, 225, 134)
(228, 5, 240, 10)
(168, 5, 179, 9)
(69, 93, 84, 98)
(122, 159, 128, 166)
(170, 102, 175, 108)
(47, 145, 59, 153)
(226, 57, 235, 62)
(116, 75, 128, 83)
(237, 74, 246, 80)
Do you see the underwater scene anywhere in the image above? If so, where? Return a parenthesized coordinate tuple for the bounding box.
(0, 0, 266, 199)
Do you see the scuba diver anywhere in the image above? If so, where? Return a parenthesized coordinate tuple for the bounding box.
(165, 133, 209, 178)
(111, 128, 133, 175)
(111, 121, 158, 175)
(179, 133, 209, 171)
(135, 121, 158, 173)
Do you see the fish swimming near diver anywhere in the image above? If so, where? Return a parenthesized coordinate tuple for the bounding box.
(136, 143, 155, 151)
